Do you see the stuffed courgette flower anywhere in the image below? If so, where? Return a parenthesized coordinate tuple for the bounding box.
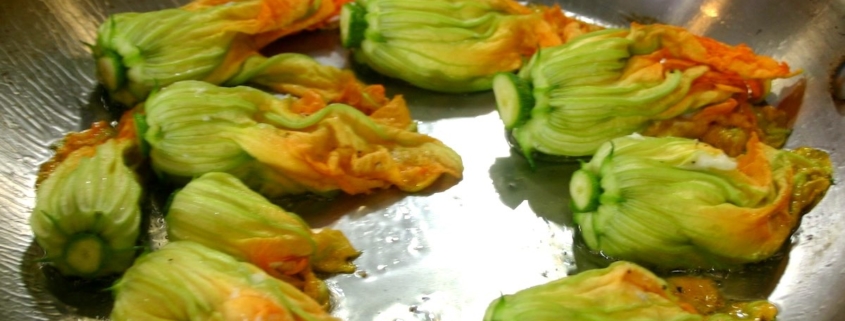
(495, 23, 795, 160)
(167, 172, 359, 305)
(143, 80, 463, 197)
(111, 241, 339, 321)
(30, 117, 144, 278)
(484, 261, 777, 321)
(94, 0, 401, 111)
(570, 135, 831, 269)
(340, 0, 596, 92)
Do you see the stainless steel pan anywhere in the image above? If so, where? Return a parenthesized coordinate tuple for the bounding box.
(1, 0, 843, 320)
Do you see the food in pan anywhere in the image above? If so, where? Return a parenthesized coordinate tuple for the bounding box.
(166, 172, 360, 305)
(483, 261, 778, 321)
(570, 134, 832, 270)
(340, 0, 599, 93)
(29, 118, 144, 278)
(224, 53, 406, 116)
(92, 0, 387, 108)
(142, 80, 463, 197)
(23, 0, 833, 319)
(110, 241, 340, 321)
(494, 23, 795, 160)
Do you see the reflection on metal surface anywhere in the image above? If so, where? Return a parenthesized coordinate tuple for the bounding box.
(41, 0, 101, 55)
(322, 112, 580, 320)
(686, 0, 727, 34)
(700, 2, 721, 18)
(1, 0, 844, 320)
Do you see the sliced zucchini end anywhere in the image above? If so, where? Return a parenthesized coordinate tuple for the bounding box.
(493, 72, 534, 130)
(96, 49, 125, 92)
(508, 129, 536, 168)
(340, 3, 368, 48)
(63, 233, 108, 277)
(570, 169, 601, 213)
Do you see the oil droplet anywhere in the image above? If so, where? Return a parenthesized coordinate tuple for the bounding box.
(354, 270, 368, 278)
(376, 265, 388, 271)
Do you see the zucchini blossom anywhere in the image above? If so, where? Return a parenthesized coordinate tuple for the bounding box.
(30, 119, 143, 278)
(111, 241, 339, 321)
(495, 23, 795, 160)
(340, 0, 593, 92)
(94, 0, 399, 111)
(484, 261, 778, 321)
(143, 80, 463, 197)
(570, 135, 832, 269)
(167, 172, 360, 305)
